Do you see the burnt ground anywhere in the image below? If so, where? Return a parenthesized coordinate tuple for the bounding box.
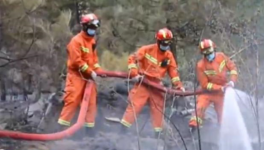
(0, 81, 264, 150)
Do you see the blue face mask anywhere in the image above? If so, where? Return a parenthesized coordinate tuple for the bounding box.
(206, 53, 215, 62)
(87, 29, 96, 36)
(159, 45, 170, 51)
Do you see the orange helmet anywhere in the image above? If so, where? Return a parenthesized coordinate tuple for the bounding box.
(155, 28, 173, 41)
(80, 13, 100, 27)
(199, 39, 216, 54)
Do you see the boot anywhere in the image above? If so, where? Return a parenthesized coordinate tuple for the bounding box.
(189, 119, 200, 134)
(189, 126, 196, 133)
(119, 124, 129, 134)
(57, 124, 68, 132)
(154, 131, 162, 139)
(85, 127, 96, 138)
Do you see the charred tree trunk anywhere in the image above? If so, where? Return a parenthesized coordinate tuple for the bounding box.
(166, 19, 178, 65)
(75, 0, 80, 24)
(0, 3, 2, 49)
(1, 79, 6, 101)
(0, 4, 5, 101)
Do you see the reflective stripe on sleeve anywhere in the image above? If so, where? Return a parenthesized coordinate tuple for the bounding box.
(94, 63, 100, 68)
(206, 83, 213, 90)
(219, 60, 226, 72)
(128, 63, 137, 69)
(145, 53, 158, 65)
(80, 64, 89, 72)
(230, 70, 238, 75)
(172, 77, 180, 83)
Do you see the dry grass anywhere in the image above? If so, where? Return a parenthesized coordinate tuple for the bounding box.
(97, 50, 129, 90)
(100, 50, 129, 71)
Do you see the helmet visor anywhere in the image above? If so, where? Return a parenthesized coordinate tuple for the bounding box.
(159, 40, 172, 46)
(86, 19, 100, 28)
(202, 47, 214, 55)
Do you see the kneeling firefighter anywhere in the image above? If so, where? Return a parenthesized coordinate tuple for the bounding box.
(120, 28, 185, 137)
(58, 13, 104, 137)
(189, 39, 238, 132)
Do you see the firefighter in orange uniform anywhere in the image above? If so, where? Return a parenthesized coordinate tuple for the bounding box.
(189, 39, 238, 132)
(120, 28, 185, 137)
(58, 13, 103, 136)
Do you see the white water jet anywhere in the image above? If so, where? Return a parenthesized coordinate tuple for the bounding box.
(219, 88, 253, 150)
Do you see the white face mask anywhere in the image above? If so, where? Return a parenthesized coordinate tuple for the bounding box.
(206, 53, 215, 61)
(87, 29, 96, 36)
(159, 45, 170, 51)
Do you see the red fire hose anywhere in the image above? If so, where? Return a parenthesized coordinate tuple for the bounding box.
(0, 81, 93, 141)
(96, 70, 204, 96)
(0, 71, 204, 141)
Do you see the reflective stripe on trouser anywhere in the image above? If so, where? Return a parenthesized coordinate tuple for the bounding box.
(189, 93, 224, 127)
(58, 72, 97, 127)
(58, 119, 71, 126)
(84, 122, 95, 128)
(121, 84, 164, 132)
(189, 116, 203, 126)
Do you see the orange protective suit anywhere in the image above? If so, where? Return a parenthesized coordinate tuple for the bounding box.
(189, 52, 238, 127)
(121, 44, 183, 132)
(58, 31, 102, 128)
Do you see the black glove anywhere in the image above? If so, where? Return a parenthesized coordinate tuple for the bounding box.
(160, 59, 169, 67)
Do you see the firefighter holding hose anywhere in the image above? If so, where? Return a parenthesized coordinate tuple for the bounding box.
(58, 13, 103, 137)
(189, 39, 238, 132)
(120, 28, 185, 137)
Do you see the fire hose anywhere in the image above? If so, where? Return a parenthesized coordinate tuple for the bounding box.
(0, 71, 205, 141)
(97, 70, 205, 96)
(0, 80, 93, 141)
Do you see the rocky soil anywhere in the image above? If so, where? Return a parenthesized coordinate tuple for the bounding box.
(0, 79, 263, 150)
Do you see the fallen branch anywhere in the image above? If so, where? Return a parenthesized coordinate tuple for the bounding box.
(0, 54, 39, 67)
(230, 40, 264, 59)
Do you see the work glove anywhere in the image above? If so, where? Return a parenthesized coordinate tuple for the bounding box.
(95, 69, 107, 78)
(132, 75, 143, 83)
(179, 87, 186, 92)
(172, 86, 185, 97)
(98, 72, 107, 78)
(225, 81, 234, 88)
(173, 86, 185, 92)
(129, 68, 139, 78)
(91, 71, 97, 80)
(221, 86, 225, 92)
(221, 81, 234, 92)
